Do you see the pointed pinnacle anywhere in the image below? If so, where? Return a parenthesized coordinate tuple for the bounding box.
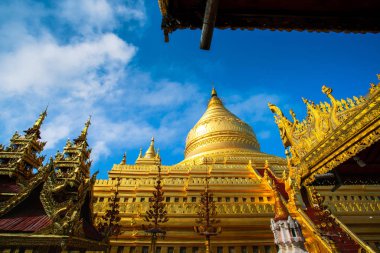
(120, 152, 127, 165)
(33, 107, 48, 129)
(81, 115, 91, 138)
(211, 87, 217, 97)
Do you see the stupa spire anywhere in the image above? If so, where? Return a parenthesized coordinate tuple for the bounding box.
(211, 87, 217, 97)
(120, 152, 126, 165)
(33, 106, 48, 129)
(144, 137, 156, 158)
(136, 138, 161, 165)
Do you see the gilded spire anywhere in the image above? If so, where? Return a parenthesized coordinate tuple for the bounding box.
(273, 187, 289, 221)
(136, 139, 161, 165)
(120, 152, 126, 165)
(211, 87, 217, 97)
(74, 116, 91, 144)
(24, 107, 48, 137)
(81, 116, 92, 138)
(34, 106, 48, 129)
(144, 137, 156, 158)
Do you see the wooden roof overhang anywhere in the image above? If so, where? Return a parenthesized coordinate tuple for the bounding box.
(158, 0, 380, 49)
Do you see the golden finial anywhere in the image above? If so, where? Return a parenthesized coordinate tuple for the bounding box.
(138, 148, 143, 158)
(73, 116, 91, 144)
(273, 187, 289, 221)
(211, 87, 217, 97)
(377, 74, 380, 80)
(321, 85, 332, 95)
(33, 106, 48, 129)
(264, 160, 269, 169)
(120, 152, 126, 165)
(81, 115, 91, 138)
(144, 137, 156, 158)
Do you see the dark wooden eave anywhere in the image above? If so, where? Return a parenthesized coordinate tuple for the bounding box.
(309, 141, 380, 189)
(158, 0, 380, 50)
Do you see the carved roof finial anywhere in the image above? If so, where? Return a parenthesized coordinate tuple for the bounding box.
(74, 116, 91, 144)
(24, 107, 48, 137)
(81, 116, 92, 138)
(273, 187, 289, 221)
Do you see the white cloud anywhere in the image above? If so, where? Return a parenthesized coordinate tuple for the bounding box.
(0, 33, 136, 96)
(0, 0, 205, 172)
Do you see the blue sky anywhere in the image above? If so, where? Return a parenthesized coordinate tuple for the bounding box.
(0, 0, 379, 179)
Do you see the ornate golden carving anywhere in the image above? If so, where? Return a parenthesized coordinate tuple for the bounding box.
(269, 76, 380, 185)
(0, 109, 47, 182)
(39, 118, 95, 236)
(0, 160, 53, 216)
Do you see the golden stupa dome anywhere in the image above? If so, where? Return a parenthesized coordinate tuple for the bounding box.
(184, 88, 260, 160)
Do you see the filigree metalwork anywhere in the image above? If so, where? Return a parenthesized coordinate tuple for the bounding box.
(142, 165, 168, 253)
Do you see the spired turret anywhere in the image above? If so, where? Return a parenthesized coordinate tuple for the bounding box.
(39, 117, 96, 235)
(0, 109, 48, 201)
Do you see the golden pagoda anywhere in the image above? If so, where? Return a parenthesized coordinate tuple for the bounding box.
(1, 76, 379, 253)
(93, 88, 319, 253)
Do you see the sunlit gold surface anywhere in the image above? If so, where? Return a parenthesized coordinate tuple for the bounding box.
(93, 83, 380, 253)
(94, 89, 289, 252)
(269, 76, 380, 186)
(273, 189, 289, 222)
(185, 88, 260, 160)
